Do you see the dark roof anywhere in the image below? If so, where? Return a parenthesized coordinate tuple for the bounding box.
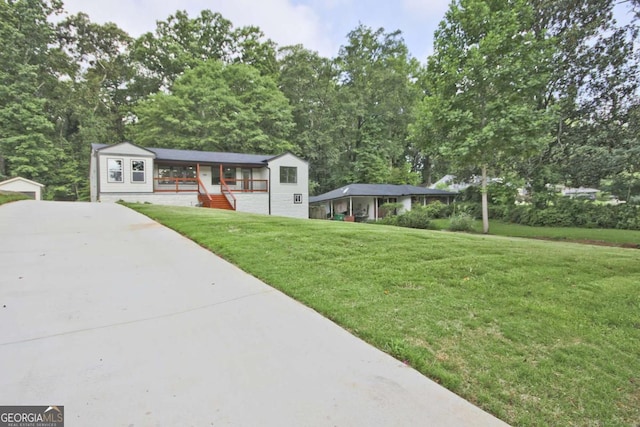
(309, 183, 457, 203)
(92, 143, 276, 166)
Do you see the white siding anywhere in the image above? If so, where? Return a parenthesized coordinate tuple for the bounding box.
(267, 153, 309, 219)
(98, 156, 154, 194)
(196, 165, 216, 193)
(96, 143, 155, 198)
(235, 193, 269, 215)
(400, 196, 412, 213)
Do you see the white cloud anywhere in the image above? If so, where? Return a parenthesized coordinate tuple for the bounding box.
(61, 0, 337, 57)
(59, 0, 452, 60)
(402, 0, 449, 18)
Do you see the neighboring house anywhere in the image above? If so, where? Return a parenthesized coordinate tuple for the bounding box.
(429, 174, 471, 192)
(0, 177, 45, 200)
(309, 183, 457, 221)
(562, 187, 598, 200)
(430, 174, 502, 192)
(90, 142, 309, 219)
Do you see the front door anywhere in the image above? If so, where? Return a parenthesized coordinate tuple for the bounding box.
(241, 168, 252, 191)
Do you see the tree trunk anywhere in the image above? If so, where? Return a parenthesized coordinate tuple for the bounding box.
(481, 164, 489, 234)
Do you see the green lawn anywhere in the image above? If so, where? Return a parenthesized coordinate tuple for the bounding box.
(432, 218, 640, 247)
(0, 192, 30, 205)
(128, 204, 640, 426)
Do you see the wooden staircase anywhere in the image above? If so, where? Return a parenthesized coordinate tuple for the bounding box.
(199, 193, 234, 210)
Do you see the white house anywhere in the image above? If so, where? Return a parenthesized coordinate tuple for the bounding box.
(562, 187, 599, 200)
(0, 177, 45, 200)
(309, 183, 457, 221)
(90, 142, 309, 219)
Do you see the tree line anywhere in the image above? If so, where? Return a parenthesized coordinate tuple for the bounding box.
(1, 0, 639, 207)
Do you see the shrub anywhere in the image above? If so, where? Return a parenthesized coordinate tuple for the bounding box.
(395, 206, 433, 229)
(378, 206, 433, 230)
(448, 213, 476, 232)
(422, 201, 448, 218)
(379, 202, 403, 218)
(499, 198, 640, 230)
(378, 215, 399, 226)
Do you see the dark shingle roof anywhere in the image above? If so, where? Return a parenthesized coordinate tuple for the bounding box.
(92, 143, 276, 165)
(309, 183, 457, 203)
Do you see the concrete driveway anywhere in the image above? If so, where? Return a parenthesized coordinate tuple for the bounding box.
(0, 201, 509, 426)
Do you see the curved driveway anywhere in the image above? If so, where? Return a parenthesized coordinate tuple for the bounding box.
(0, 201, 509, 426)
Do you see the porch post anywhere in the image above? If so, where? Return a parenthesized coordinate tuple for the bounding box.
(349, 197, 353, 216)
(330, 201, 334, 218)
(196, 163, 200, 195)
(374, 197, 378, 219)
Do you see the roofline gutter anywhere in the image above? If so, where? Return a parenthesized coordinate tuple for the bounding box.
(267, 166, 271, 215)
(95, 149, 101, 201)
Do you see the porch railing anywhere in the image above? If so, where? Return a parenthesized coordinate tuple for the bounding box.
(154, 177, 198, 192)
(234, 179, 268, 192)
(196, 164, 213, 205)
(220, 176, 237, 210)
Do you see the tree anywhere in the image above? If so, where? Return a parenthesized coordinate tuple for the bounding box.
(334, 25, 420, 186)
(277, 45, 342, 194)
(0, 0, 63, 184)
(415, 0, 556, 233)
(131, 10, 277, 95)
(49, 13, 136, 199)
(521, 0, 640, 197)
(128, 60, 294, 154)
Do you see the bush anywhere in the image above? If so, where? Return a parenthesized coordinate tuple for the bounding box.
(378, 206, 433, 230)
(501, 198, 640, 230)
(379, 202, 403, 218)
(396, 206, 433, 229)
(422, 201, 448, 218)
(448, 213, 476, 232)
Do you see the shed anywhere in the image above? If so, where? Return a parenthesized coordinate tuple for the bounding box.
(0, 177, 45, 200)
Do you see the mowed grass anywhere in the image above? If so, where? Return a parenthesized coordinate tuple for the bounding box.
(432, 218, 640, 247)
(128, 204, 640, 426)
(0, 192, 30, 205)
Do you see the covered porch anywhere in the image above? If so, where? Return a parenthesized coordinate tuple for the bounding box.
(321, 196, 405, 222)
(152, 163, 269, 210)
(308, 184, 457, 221)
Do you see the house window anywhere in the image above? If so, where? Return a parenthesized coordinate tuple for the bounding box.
(131, 160, 145, 183)
(157, 165, 196, 184)
(107, 158, 123, 183)
(294, 193, 303, 204)
(212, 166, 236, 185)
(280, 166, 297, 184)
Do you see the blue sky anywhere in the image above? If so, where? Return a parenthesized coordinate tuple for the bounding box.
(61, 0, 452, 61)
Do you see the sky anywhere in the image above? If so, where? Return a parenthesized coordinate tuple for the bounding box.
(60, 0, 452, 62)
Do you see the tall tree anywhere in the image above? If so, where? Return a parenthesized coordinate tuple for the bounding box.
(129, 60, 294, 154)
(522, 0, 640, 196)
(335, 25, 420, 185)
(0, 0, 63, 184)
(277, 45, 342, 193)
(415, 0, 556, 233)
(50, 13, 135, 198)
(131, 10, 277, 95)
